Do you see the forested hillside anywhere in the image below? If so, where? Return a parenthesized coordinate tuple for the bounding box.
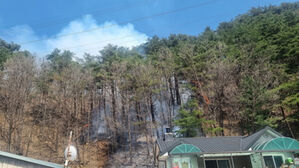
(0, 2, 298, 167)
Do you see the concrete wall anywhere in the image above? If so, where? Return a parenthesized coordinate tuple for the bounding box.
(197, 157, 204, 168)
(0, 155, 51, 168)
(250, 153, 264, 168)
(191, 156, 198, 168)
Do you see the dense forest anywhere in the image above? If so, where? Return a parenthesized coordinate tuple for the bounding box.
(0, 2, 298, 167)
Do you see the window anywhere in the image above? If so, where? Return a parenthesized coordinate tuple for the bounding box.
(264, 156, 275, 168)
(263, 156, 283, 168)
(273, 156, 283, 167)
(218, 160, 230, 168)
(205, 160, 217, 168)
(205, 160, 230, 168)
(171, 157, 191, 168)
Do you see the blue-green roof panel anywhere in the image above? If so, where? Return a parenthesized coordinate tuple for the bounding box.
(257, 137, 299, 151)
(170, 144, 201, 154)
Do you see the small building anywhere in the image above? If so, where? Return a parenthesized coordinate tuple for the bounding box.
(156, 126, 299, 168)
(0, 150, 63, 168)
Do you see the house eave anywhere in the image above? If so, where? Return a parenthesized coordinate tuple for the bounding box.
(161, 149, 299, 157)
(0, 150, 63, 168)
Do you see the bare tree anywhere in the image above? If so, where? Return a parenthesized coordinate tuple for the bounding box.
(0, 54, 36, 153)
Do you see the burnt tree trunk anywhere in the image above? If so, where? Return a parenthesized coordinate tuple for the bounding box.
(168, 78, 175, 107)
(110, 80, 117, 148)
(174, 76, 181, 105)
(135, 101, 142, 122)
(111, 80, 117, 125)
(149, 94, 156, 123)
(121, 93, 127, 127)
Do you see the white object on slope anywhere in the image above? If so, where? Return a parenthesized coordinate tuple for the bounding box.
(64, 145, 77, 161)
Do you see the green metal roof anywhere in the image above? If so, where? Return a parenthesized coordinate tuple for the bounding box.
(256, 137, 299, 151)
(0, 150, 64, 168)
(170, 144, 201, 154)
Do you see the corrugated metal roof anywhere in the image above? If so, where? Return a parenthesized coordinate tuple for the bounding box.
(157, 126, 284, 156)
(0, 150, 64, 168)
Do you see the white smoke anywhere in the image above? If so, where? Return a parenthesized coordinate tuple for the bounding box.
(0, 15, 148, 57)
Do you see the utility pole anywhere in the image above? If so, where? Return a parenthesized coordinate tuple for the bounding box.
(64, 131, 73, 168)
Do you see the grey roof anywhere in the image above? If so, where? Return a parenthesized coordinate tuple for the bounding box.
(242, 126, 282, 150)
(157, 126, 284, 155)
(0, 150, 64, 168)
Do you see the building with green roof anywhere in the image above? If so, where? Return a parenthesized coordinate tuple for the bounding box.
(156, 127, 299, 168)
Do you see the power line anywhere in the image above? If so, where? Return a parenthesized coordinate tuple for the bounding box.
(31, 0, 286, 56)
(1, 0, 155, 31)
(37, 10, 224, 56)
(19, 0, 219, 45)
(32, 0, 287, 55)
(60, 18, 206, 51)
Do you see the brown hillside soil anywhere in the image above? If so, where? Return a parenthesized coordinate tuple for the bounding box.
(69, 141, 110, 168)
(0, 114, 110, 168)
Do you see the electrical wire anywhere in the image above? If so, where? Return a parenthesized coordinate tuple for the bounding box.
(19, 0, 220, 45)
(19, 0, 286, 55)
(36, 10, 226, 56)
(1, 0, 156, 31)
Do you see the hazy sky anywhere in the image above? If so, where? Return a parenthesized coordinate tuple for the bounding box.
(0, 0, 297, 57)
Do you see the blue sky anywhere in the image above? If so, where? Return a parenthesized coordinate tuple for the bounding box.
(0, 0, 297, 57)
